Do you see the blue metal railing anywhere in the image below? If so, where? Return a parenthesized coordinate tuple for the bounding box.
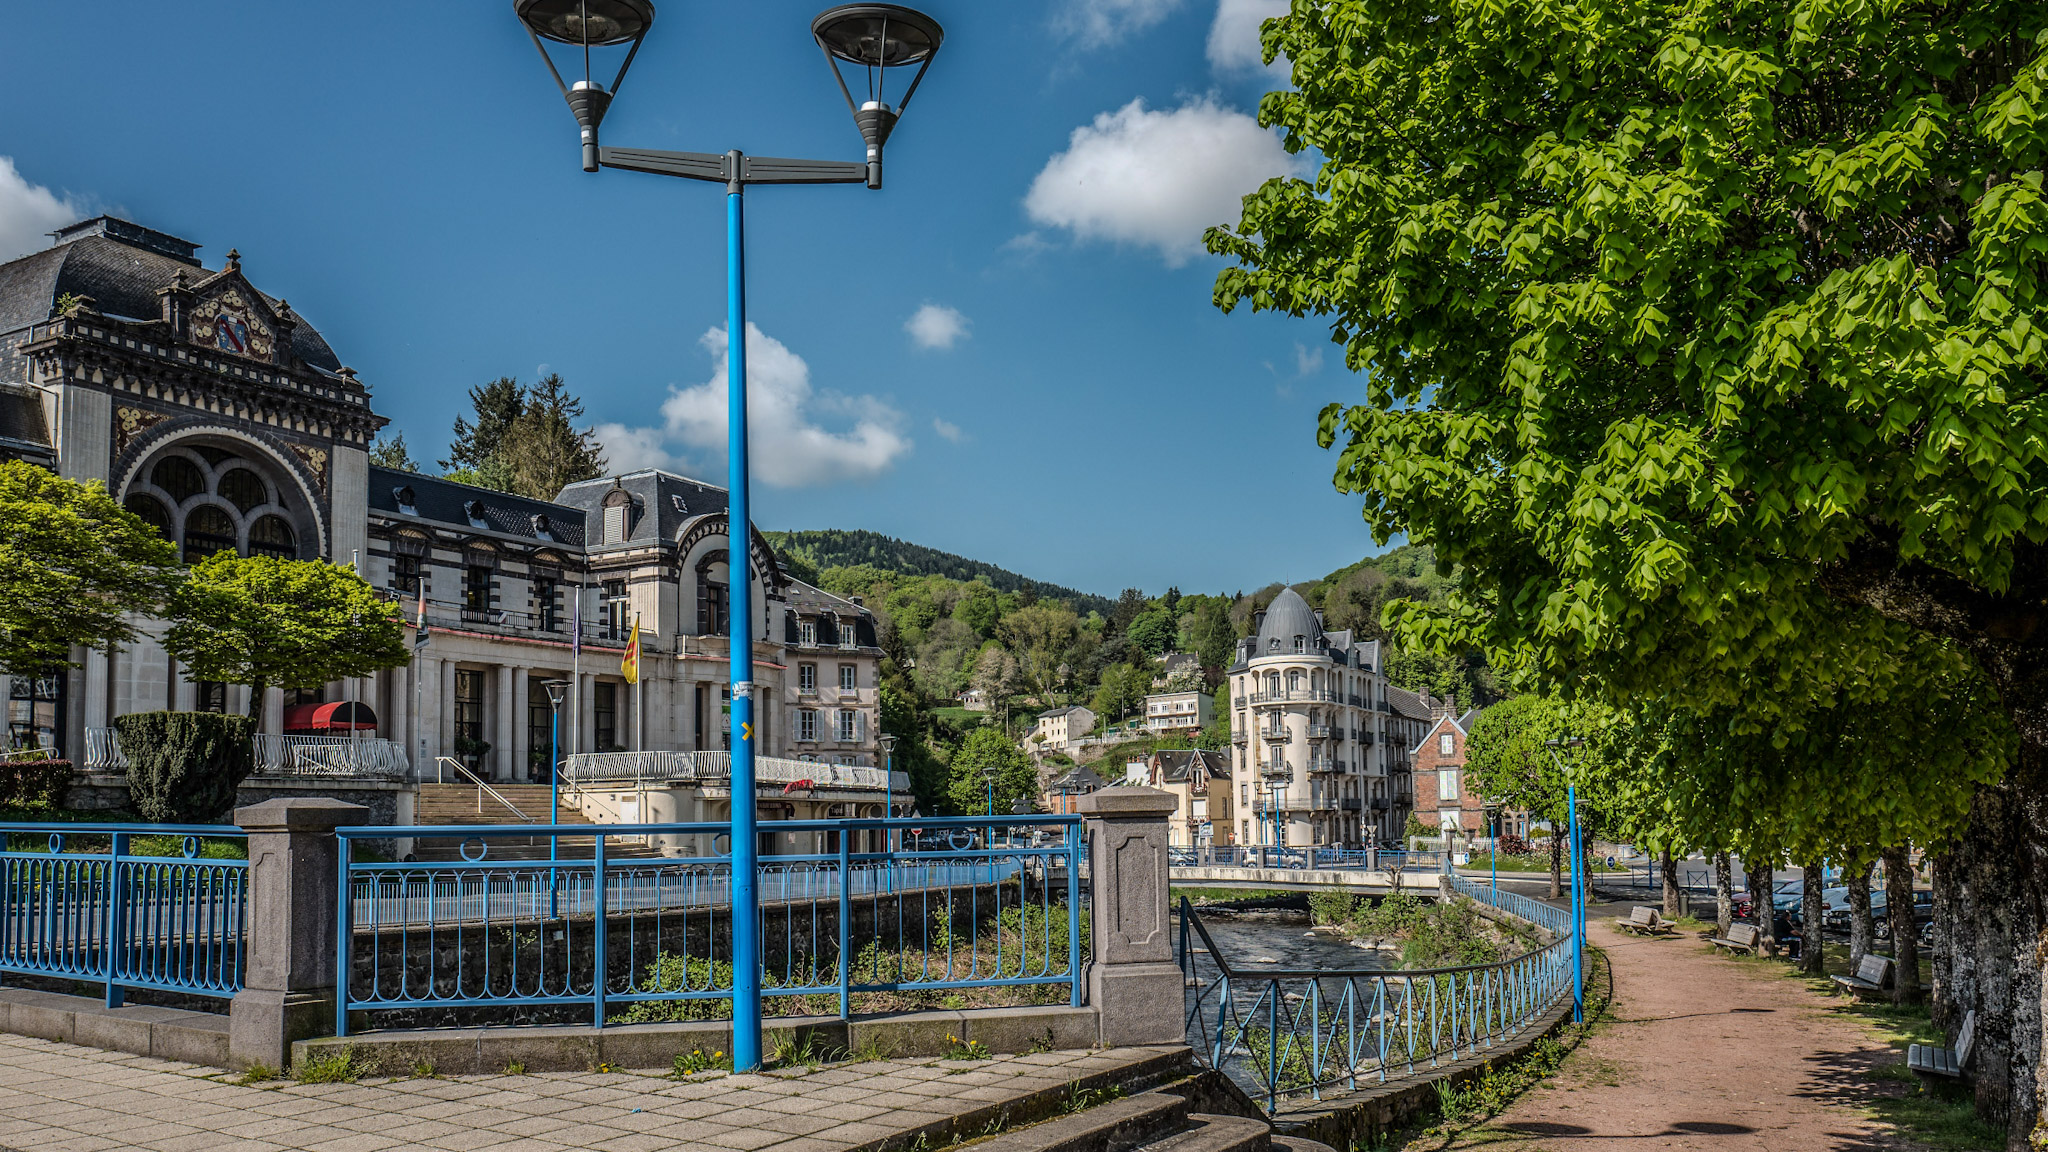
(335, 814, 1085, 1034)
(1179, 877, 1575, 1112)
(0, 823, 249, 1004)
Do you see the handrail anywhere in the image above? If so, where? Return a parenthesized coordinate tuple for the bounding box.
(435, 757, 536, 823)
(0, 746, 58, 764)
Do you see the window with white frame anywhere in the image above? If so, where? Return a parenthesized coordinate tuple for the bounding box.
(839, 664, 857, 692)
(1438, 768, 1460, 801)
(1440, 732, 1455, 756)
(799, 619, 816, 646)
(836, 709, 858, 742)
(798, 709, 818, 742)
(799, 663, 817, 693)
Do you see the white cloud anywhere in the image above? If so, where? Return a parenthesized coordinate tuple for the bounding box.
(0, 158, 84, 263)
(1054, 0, 1183, 48)
(905, 303, 970, 350)
(1294, 342, 1323, 376)
(932, 418, 965, 443)
(1024, 96, 1307, 267)
(594, 323, 911, 488)
(1207, 0, 1290, 76)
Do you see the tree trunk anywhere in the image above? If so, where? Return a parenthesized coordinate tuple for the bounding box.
(1885, 844, 1922, 1008)
(1847, 858, 1876, 970)
(1660, 848, 1682, 920)
(1715, 852, 1734, 936)
(1802, 862, 1826, 975)
(1747, 861, 1777, 957)
(247, 678, 265, 720)
(1548, 831, 1563, 900)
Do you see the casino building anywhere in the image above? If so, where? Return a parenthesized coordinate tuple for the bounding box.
(0, 217, 893, 828)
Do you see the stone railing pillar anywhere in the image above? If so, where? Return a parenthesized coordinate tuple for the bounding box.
(229, 797, 368, 1070)
(1079, 787, 1182, 1047)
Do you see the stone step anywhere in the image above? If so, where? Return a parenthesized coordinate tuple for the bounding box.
(1145, 1115, 1272, 1152)
(1269, 1136, 1337, 1152)
(969, 1093, 1191, 1152)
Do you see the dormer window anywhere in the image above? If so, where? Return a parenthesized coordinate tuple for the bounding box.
(531, 513, 554, 541)
(463, 500, 489, 529)
(1294, 635, 1306, 653)
(601, 484, 633, 545)
(394, 486, 417, 516)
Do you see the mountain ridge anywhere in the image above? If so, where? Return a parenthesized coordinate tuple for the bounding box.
(763, 529, 1114, 616)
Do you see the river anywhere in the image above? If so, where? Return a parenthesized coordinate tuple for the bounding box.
(1172, 898, 1397, 974)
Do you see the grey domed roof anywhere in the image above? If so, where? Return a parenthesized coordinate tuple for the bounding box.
(1255, 587, 1322, 653)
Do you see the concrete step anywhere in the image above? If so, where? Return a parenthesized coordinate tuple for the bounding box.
(1268, 1136, 1337, 1152)
(1146, 1116, 1271, 1152)
(969, 1093, 1191, 1152)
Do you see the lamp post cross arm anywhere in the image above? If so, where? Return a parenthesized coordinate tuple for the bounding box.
(598, 147, 870, 187)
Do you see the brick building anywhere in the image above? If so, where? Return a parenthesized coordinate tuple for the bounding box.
(1410, 696, 1507, 841)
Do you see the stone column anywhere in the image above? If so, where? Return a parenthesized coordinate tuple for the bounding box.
(229, 797, 369, 1071)
(1078, 787, 1183, 1047)
(440, 664, 458, 766)
(511, 668, 531, 782)
(493, 666, 515, 781)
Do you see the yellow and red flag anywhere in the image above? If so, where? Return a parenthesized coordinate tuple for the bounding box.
(621, 613, 641, 684)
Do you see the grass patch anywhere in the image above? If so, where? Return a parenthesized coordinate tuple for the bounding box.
(942, 1034, 991, 1061)
(233, 1062, 282, 1085)
(294, 1048, 364, 1084)
(1061, 1082, 1126, 1115)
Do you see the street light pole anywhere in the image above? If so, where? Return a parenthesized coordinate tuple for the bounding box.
(543, 679, 569, 918)
(515, 2, 945, 1074)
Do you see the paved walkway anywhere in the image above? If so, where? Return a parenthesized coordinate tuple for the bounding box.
(0, 1035, 1180, 1152)
(1458, 913, 1914, 1152)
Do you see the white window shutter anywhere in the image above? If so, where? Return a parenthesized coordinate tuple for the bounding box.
(857, 710, 868, 742)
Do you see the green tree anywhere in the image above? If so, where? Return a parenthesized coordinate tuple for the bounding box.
(502, 373, 608, 499)
(1000, 603, 1081, 702)
(0, 460, 180, 676)
(1213, 2, 2048, 1130)
(1089, 663, 1151, 730)
(880, 685, 951, 816)
(1125, 606, 1175, 657)
(441, 376, 525, 473)
(367, 432, 419, 473)
(955, 583, 1001, 637)
(164, 555, 411, 718)
(947, 726, 1036, 817)
(114, 711, 254, 823)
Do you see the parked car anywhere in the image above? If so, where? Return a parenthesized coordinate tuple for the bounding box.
(1821, 887, 1935, 932)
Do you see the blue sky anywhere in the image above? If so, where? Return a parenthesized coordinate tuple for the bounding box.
(0, 0, 1387, 599)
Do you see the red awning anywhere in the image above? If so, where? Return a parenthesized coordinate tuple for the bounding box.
(283, 701, 379, 733)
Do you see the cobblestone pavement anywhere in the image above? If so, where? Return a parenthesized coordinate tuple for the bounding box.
(0, 1034, 1179, 1152)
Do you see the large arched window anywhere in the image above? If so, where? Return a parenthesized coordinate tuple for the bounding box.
(183, 505, 237, 563)
(248, 515, 297, 559)
(218, 468, 267, 513)
(124, 494, 173, 540)
(152, 457, 204, 503)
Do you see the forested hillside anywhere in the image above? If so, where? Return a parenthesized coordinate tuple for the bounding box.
(763, 529, 1112, 616)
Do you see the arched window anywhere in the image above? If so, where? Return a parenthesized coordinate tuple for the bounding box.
(152, 456, 204, 503)
(248, 515, 297, 559)
(124, 494, 172, 540)
(183, 505, 236, 563)
(696, 553, 729, 636)
(218, 468, 267, 513)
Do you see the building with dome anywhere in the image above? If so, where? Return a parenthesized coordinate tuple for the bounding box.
(0, 217, 894, 834)
(1223, 587, 1416, 847)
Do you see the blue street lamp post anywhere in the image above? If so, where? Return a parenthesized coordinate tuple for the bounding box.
(879, 733, 897, 892)
(516, 0, 946, 1074)
(1546, 737, 1588, 1024)
(543, 678, 569, 917)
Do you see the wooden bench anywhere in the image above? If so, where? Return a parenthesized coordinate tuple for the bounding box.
(1831, 954, 1893, 999)
(1908, 1011, 1975, 1085)
(1709, 922, 1762, 955)
(1613, 905, 1676, 936)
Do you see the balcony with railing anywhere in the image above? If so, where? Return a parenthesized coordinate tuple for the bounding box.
(1246, 689, 1341, 706)
(1341, 797, 1362, 811)
(1259, 726, 1289, 742)
(1230, 730, 1247, 745)
(1257, 760, 1291, 779)
(85, 728, 409, 778)
(1305, 724, 1332, 740)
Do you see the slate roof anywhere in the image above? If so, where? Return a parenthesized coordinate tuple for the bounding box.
(1049, 765, 1108, 793)
(368, 464, 587, 547)
(1151, 748, 1229, 783)
(1255, 587, 1322, 650)
(0, 219, 343, 371)
(1387, 686, 1435, 721)
(1038, 705, 1090, 720)
(556, 469, 729, 549)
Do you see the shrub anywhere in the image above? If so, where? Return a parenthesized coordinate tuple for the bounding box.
(0, 759, 73, 808)
(1308, 891, 1359, 925)
(114, 712, 255, 823)
(1495, 833, 1531, 856)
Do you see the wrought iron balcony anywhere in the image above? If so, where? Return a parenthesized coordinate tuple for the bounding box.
(1306, 724, 1333, 740)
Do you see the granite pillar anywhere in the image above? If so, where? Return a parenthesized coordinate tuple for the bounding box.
(1078, 787, 1183, 1047)
(228, 797, 369, 1071)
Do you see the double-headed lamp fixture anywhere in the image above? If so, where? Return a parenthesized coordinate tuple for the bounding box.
(516, 0, 943, 187)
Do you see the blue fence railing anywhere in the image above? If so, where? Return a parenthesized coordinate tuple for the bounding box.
(1179, 878, 1574, 1112)
(0, 823, 249, 1004)
(336, 815, 1086, 1034)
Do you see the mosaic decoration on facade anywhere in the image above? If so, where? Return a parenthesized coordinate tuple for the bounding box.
(188, 287, 274, 361)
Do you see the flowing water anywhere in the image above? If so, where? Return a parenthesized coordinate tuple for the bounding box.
(1173, 902, 1397, 974)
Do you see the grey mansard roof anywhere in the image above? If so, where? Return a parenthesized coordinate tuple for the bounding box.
(368, 465, 587, 547)
(0, 218, 343, 371)
(556, 469, 729, 548)
(1255, 587, 1323, 651)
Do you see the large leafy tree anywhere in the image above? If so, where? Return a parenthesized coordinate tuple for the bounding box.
(1213, 1, 2048, 1134)
(946, 726, 1037, 817)
(0, 460, 180, 676)
(164, 554, 410, 718)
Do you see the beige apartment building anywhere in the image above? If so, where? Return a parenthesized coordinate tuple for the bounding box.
(1145, 748, 1231, 847)
(1142, 689, 1211, 735)
(1026, 703, 1096, 756)
(1224, 588, 1414, 848)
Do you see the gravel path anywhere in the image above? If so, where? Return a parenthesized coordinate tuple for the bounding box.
(1465, 913, 1919, 1152)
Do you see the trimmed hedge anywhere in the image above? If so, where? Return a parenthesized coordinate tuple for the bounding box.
(0, 759, 73, 807)
(112, 711, 254, 823)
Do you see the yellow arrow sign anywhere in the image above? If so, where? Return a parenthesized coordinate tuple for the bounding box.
(741, 722, 754, 742)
